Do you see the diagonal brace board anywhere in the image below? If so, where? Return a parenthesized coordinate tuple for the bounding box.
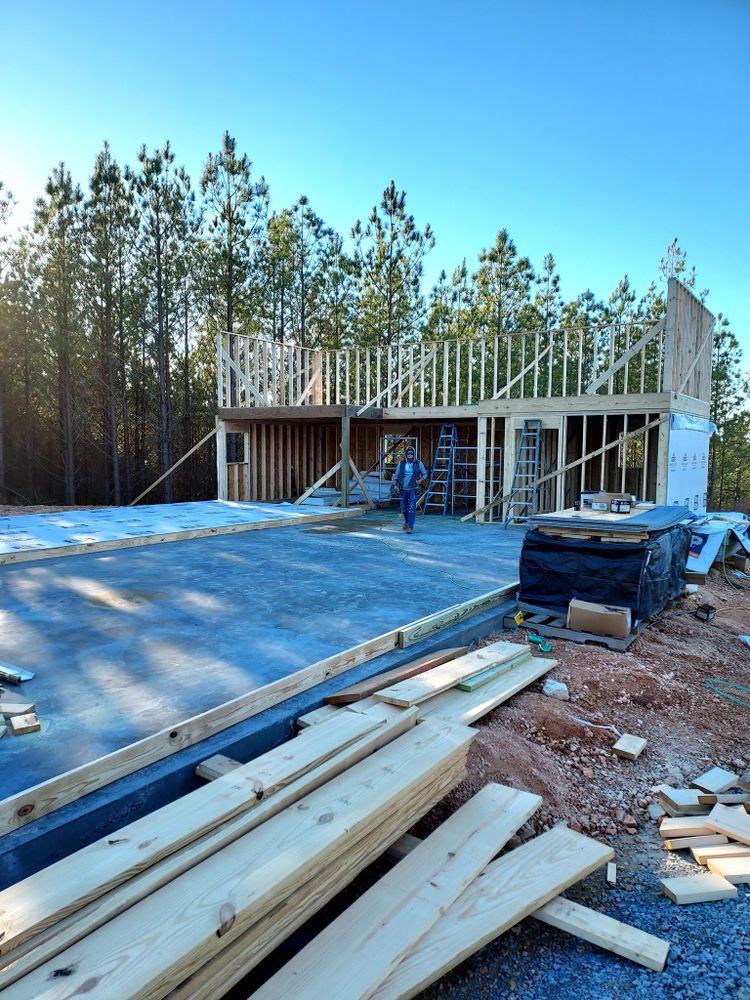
(585, 319, 664, 395)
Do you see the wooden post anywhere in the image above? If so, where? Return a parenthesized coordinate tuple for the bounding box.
(216, 416, 228, 500)
(662, 277, 677, 394)
(475, 417, 487, 524)
(341, 413, 351, 508)
(656, 415, 670, 504)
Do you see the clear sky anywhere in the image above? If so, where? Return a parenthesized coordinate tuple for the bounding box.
(1, 0, 748, 349)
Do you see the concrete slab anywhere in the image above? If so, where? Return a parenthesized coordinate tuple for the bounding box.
(0, 511, 523, 802)
(0, 499, 361, 565)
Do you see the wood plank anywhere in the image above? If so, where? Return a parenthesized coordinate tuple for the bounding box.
(691, 843, 750, 865)
(533, 895, 670, 972)
(0, 703, 36, 717)
(697, 792, 750, 806)
(195, 754, 243, 782)
(374, 641, 530, 707)
(9, 714, 40, 735)
(707, 856, 750, 884)
(297, 704, 340, 728)
(0, 710, 386, 957)
(705, 802, 750, 845)
(691, 767, 739, 795)
(1, 593, 448, 836)
(656, 786, 709, 815)
(612, 734, 647, 760)
(253, 784, 541, 1000)
(9, 721, 474, 1000)
(663, 834, 728, 851)
(0, 709, 419, 990)
(660, 873, 737, 904)
(325, 647, 470, 705)
(397, 584, 519, 649)
(372, 825, 613, 1000)
(456, 651, 531, 692)
(658, 817, 714, 839)
(419, 656, 555, 726)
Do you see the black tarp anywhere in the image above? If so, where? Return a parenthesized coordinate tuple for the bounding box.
(518, 525, 691, 620)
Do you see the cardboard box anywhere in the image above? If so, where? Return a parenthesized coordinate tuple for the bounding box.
(567, 598, 632, 639)
(580, 490, 633, 512)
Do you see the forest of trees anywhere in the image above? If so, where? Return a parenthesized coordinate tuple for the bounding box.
(0, 134, 747, 510)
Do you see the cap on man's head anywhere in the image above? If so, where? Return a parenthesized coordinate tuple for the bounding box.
(405, 446, 415, 456)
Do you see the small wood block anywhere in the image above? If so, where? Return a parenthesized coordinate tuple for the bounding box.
(659, 817, 714, 839)
(9, 712, 41, 735)
(697, 792, 750, 806)
(705, 802, 750, 846)
(692, 843, 750, 865)
(707, 856, 750, 884)
(660, 873, 737, 904)
(656, 786, 709, 815)
(606, 862, 617, 884)
(0, 702, 36, 717)
(663, 834, 728, 851)
(195, 754, 243, 781)
(612, 734, 647, 760)
(691, 767, 739, 795)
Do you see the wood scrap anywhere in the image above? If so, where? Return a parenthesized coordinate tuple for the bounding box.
(418, 655, 555, 726)
(697, 791, 750, 806)
(532, 895, 670, 972)
(706, 855, 750, 884)
(324, 647, 470, 704)
(663, 834, 728, 851)
(659, 817, 714, 839)
(606, 861, 617, 884)
(9, 713, 40, 736)
(7, 720, 474, 1000)
(660, 873, 737, 904)
(194, 754, 242, 782)
(691, 843, 750, 865)
(297, 703, 339, 728)
(374, 641, 530, 706)
(0, 702, 35, 717)
(691, 766, 739, 794)
(705, 802, 750, 845)
(455, 651, 531, 691)
(253, 784, 542, 1000)
(612, 734, 647, 760)
(655, 786, 710, 815)
(370, 825, 613, 1000)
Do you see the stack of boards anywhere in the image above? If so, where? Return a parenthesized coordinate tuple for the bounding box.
(0, 641, 669, 999)
(657, 764, 750, 904)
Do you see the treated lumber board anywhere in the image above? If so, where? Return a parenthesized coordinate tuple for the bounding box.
(195, 754, 242, 782)
(532, 896, 670, 972)
(9, 713, 40, 735)
(697, 792, 750, 806)
(325, 647, 470, 705)
(396, 584, 519, 649)
(0, 709, 386, 958)
(692, 843, 750, 865)
(371, 825, 613, 1000)
(0, 505, 364, 566)
(612, 734, 647, 760)
(705, 802, 750, 845)
(375, 641, 530, 707)
(297, 704, 339, 728)
(660, 873, 737, 904)
(9, 720, 474, 1000)
(165, 765, 465, 1000)
(706, 856, 750, 884)
(663, 834, 728, 851)
(0, 702, 35, 717)
(691, 767, 739, 795)
(658, 817, 714, 839)
(455, 651, 531, 692)
(418, 655, 556, 726)
(0, 708, 420, 990)
(655, 786, 709, 815)
(254, 784, 542, 1000)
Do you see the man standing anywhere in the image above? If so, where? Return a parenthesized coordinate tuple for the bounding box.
(392, 445, 427, 533)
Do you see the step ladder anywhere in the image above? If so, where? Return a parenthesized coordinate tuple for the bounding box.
(424, 424, 459, 515)
(504, 419, 542, 525)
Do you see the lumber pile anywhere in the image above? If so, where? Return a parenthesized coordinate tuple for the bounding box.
(657, 761, 750, 904)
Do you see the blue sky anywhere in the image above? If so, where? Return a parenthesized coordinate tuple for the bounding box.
(1, 0, 748, 350)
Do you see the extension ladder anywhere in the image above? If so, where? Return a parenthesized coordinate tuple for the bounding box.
(504, 419, 542, 524)
(424, 424, 459, 515)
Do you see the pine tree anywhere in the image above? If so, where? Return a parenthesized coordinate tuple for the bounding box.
(472, 230, 533, 337)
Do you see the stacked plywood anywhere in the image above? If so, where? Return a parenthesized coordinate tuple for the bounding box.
(658, 762, 750, 904)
